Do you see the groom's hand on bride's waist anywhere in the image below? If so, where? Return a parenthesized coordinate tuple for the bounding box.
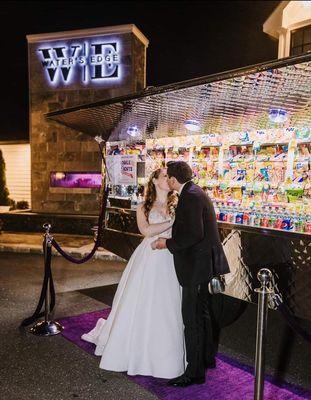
(158, 238, 168, 249)
(151, 238, 167, 250)
(151, 240, 158, 250)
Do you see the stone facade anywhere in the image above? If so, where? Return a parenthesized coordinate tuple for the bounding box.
(27, 25, 148, 215)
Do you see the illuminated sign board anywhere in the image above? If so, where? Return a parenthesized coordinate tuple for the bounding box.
(50, 172, 102, 188)
(37, 38, 121, 86)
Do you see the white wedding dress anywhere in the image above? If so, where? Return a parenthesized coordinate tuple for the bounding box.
(81, 208, 186, 379)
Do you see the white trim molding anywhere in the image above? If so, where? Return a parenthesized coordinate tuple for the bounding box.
(263, 1, 311, 58)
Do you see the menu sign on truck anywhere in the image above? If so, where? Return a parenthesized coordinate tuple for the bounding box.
(106, 154, 137, 185)
(119, 155, 137, 185)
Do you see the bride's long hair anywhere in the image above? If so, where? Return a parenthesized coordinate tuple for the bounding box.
(143, 168, 178, 221)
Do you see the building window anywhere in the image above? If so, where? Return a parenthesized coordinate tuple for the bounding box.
(290, 25, 311, 56)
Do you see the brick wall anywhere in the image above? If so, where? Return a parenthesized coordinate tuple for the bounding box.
(28, 27, 147, 215)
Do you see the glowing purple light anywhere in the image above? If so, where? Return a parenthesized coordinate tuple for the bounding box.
(50, 172, 102, 188)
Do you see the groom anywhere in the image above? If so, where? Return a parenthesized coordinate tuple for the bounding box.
(152, 161, 230, 387)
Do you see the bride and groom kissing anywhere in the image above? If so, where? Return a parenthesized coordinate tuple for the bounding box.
(82, 161, 230, 387)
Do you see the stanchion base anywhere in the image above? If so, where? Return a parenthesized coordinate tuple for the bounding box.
(30, 320, 63, 336)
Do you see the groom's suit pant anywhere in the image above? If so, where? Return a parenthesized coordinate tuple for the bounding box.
(182, 283, 218, 378)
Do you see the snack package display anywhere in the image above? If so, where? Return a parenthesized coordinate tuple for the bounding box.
(107, 127, 310, 233)
(295, 126, 310, 141)
(200, 133, 222, 146)
(193, 146, 219, 161)
(192, 160, 219, 187)
(166, 146, 190, 162)
(107, 142, 146, 156)
(145, 147, 165, 176)
(255, 130, 269, 143)
(297, 143, 310, 161)
(292, 162, 309, 184)
(270, 162, 286, 186)
(255, 145, 287, 162)
(226, 145, 253, 162)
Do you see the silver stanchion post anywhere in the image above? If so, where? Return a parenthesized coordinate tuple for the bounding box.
(30, 223, 63, 336)
(254, 268, 272, 400)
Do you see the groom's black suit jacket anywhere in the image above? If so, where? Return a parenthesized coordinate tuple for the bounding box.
(166, 181, 230, 287)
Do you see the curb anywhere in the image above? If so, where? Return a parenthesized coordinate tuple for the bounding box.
(0, 244, 125, 262)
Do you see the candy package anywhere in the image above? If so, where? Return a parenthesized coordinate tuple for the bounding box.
(296, 143, 310, 161)
(255, 145, 287, 162)
(227, 145, 253, 162)
(292, 161, 310, 184)
(166, 146, 190, 161)
(295, 126, 310, 141)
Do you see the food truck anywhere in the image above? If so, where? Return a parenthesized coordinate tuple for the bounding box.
(47, 53, 311, 322)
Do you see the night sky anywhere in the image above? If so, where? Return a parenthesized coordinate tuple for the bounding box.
(1, 0, 279, 141)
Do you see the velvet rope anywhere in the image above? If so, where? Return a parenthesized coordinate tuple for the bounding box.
(273, 294, 311, 343)
(51, 140, 109, 262)
(51, 186, 109, 263)
(21, 185, 108, 326)
(21, 140, 109, 327)
(21, 184, 108, 327)
(20, 239, 55, 327)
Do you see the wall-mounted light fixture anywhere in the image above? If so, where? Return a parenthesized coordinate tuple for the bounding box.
(127, 125, 140, 137)
(184, 119, 201, 132)
(268, 108, 288, 124)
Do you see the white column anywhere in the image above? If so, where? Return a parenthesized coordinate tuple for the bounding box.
(277, 28, 287, 58)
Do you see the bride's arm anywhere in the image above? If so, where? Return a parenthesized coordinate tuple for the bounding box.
(136, 203, 173, 238)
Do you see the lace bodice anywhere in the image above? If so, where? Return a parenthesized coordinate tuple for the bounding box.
(147, 208, 172, 239)
(148, 208, 170, 224)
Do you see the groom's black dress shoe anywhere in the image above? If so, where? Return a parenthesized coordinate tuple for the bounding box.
(167, 374, 205, 387)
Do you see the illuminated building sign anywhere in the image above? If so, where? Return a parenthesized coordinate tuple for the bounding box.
(37, 38, 121, 86)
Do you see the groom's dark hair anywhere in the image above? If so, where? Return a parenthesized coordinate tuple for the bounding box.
(167, 161, 193, 184)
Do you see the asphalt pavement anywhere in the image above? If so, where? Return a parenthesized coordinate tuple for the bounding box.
(0, 252, 157, 400)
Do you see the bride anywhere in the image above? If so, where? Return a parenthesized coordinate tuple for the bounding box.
(81, 168, 185, 379)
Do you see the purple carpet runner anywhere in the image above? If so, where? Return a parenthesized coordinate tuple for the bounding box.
(59, 308, 311, 400)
